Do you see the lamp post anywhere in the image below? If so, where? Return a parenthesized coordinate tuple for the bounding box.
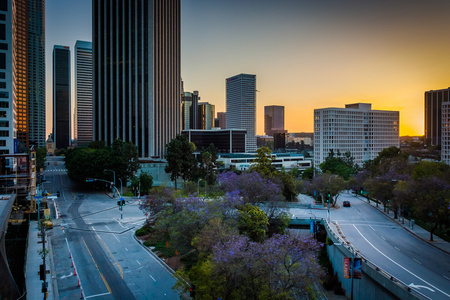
(104, 169, 116, 197)
(197, 178, 201, 196)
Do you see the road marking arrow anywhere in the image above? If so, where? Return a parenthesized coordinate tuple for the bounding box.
(60, 272, 73, 279)
(408, 283, 435, 292)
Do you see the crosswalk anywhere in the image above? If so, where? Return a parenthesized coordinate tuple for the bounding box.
(44, 169, 67, 172)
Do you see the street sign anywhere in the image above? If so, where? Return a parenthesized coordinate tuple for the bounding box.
(35, 196, 43, 199)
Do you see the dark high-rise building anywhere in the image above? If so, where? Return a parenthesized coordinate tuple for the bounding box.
(93, 0, 181, 159)
(198, 102, 215, 130)
(217, 112, 226, 129)
(181, 91, 199, 130)
(226, 73, 256, 152)
(425, 88, 449, 146)
(74, 40, 92, 147)
(53, 45, 70, 149)
(27, 0, 45, 148)
(265, 105, 286, 136)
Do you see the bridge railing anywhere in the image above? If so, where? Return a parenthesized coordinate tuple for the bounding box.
(324, 220, 430, 300)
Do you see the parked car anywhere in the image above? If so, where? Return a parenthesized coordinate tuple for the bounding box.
(343, 201, 351, 207)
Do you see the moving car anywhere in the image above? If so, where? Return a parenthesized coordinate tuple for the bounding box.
(343, 201, 351, 207)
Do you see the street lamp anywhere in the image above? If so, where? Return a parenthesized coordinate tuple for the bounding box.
(104, 169, 116, 197)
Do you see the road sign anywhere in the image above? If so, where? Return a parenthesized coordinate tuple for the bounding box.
(35, 196, 43, 199)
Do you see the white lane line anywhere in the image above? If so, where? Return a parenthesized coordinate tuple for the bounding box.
(125, 247, 128, 252)
(105, 225, 120, 243)
(352, 224, 449, 297)
(395, 246, 401, 252)
(150, 275, 156, 282)
(443, 275, 450, 281)
(115, 219, 125, 228)
(413, 259, 422, 265)
(381, 236, 386, 241)
(85, 292, 111, 299)
(136, 260, 141, 265)
(369, 225, 376, 232)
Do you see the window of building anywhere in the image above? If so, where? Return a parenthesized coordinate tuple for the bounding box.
(0, 130, 8, 137)
(0, 82, 5, 88)
(0, 140, 5, 146)
(0, 111, 5, 117)
(0, 53, 5, 69)
(0, 1, 6, 12)
(0, 120, 7, 127)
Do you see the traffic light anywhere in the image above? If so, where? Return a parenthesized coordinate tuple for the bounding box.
(327, 192, 331, 203)
(189, 284, 196, 298)
(40, 264, 45, 280)
(360, 189, 363, 195)
(117, 199, 125, 206)
(121, 199, 125, 206)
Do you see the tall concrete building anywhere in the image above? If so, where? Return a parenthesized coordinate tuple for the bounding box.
(93, 0, 181, 159)
(264, 105, 286, 136)
(74, 40, 92, 147)
(0, 0, 17, 167)
(425, 88, 449, 146)
(442, 101, 450, 165)
(217, 112, 226, 129)
(27, 0, 45, 148)
(314, 103, 399, 167)
(226, 73, 256, 152)
(53, 45, 70, 149)
(198, 102, 215, 130)
(181, 90, 199, 130)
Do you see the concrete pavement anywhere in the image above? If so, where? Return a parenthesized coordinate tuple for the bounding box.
(352, 194, 450, 254)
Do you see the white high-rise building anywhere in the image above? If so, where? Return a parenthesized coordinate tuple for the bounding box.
(226, 73, 256, 152)
(74, 41, 92, 147)
(442, 101, 450, 165)
(314, 103, 399, 167)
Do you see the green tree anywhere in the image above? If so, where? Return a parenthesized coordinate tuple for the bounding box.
(35, 147, 47, 171)
(301, 167, 315, 180)
(249, 147, 276, 177)
(277, 171, 298, 202)
(237, 203, 269, 243)
(110, 139, 140, 182)
(130, 171, 153, 195)
(165, 134, 197, 189)
(319, 150, 357, 180)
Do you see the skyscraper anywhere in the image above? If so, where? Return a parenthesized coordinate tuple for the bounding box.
(217, 112, 226, 129)
(181, 90, 199, 130)
(314, 103, 399, 167)
(264, 105, 286, 136)
(442, 101, 450, 165)
(198, 102, 215, 130)
(53, 45, 70, 149)
(93, 0, 181, 159)
(226, 73, 256, 152)
(424, 88, 449, 146)
(0, 0, 18, 168)
(74, 40, 92, 147)
(27, 0, 45, 148)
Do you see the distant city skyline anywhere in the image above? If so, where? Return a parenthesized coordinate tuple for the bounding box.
(45, 0, 450, 137)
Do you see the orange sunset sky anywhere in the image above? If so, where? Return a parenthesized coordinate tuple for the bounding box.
(46, 0, 450, 137)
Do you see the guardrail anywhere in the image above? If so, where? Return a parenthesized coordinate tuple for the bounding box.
(324, 220, 430, 300)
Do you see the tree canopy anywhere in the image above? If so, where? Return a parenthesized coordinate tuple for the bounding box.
(165, 134, 197, 189)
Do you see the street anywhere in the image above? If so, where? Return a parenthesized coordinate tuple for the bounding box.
(42, 156, 180, 299)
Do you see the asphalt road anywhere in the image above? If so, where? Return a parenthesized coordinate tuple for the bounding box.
(43, 156, 180, 300)
(331, 192, 450, 300)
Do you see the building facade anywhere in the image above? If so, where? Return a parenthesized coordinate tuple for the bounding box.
(217, 111, 226, 129)
(442, 101, 450, 165)
(314, 103, 399, 167)
(93, 0, 181, 159)
(218, 152, 311, 172)
(264, 105, 286, 136)
(0, 0, 17, 168)
(74, 40, 92, 147)
(53, 45, 70, 149)
(27, 0, 45, 148)
(198, 102, 215, 130)
(181, 91, 199, 130)
(182, 129, 246, 153)
(226, 73, 256, 152)
(425, 88, 449, 146)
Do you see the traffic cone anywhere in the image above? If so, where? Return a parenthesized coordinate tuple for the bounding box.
(77, 276, 80, 287)
(71, 258, 74, 268)
(80, 287, 84, 299)
(69, 251, 72, 259)
(74, 266, 77, 276)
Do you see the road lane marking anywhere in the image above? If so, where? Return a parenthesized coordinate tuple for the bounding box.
(381, 236, 386, 241)
(395, 246, 401, 251)
(413, 259, 422, 265)
(444, 275, 450, 281)
(352, 225, 449, 298)
(125, 247, 128, 251)
(92, 227, 124, 279)
(85, 292, 111, 299)
(105, 225, 120, 242)
(369, 225, 376, 232)
(82, 238, 112, 294)
(150, 275, 156, 282)
(136, 260, 141, 265)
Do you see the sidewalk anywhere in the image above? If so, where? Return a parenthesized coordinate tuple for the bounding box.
(353, 194, 450, 254)
(25, 220, 56, 300)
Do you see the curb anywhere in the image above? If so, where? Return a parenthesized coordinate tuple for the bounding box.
(132, 234, 176, 275)
(355, 195, 450, 256)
